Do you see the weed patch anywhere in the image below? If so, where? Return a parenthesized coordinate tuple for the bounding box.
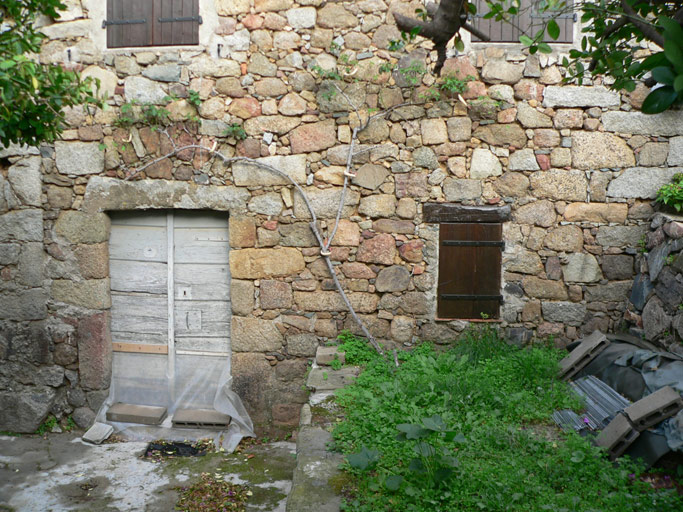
(332, 330, 683, 511)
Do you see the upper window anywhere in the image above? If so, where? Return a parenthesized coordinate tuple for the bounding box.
(105, 0, 201, 48)
(470, 0, 574, 44)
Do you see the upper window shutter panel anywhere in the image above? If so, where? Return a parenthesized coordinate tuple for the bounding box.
(153, 0, 200, 46)
(106, 0, 200, 48)
(106, 0, 153, 48)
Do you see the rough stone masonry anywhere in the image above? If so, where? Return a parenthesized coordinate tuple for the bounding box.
(0, 0, 681, 432)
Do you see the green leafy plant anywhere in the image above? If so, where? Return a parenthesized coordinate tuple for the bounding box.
(656, 172, 683, 212)
(437, 74, 473, 96)
(223, 123, 247, 140)
(35, 415, 58, 435)
(187, 89, 202, 109)
(140, 103, 171, 126)
(388, 415, 465, 491)
(638, 235, 648, 254)
(311, 64, 342, 81)
(62, 415, 76, 432)
(398, 62, 427, 87)
(330, 356, 342, 371)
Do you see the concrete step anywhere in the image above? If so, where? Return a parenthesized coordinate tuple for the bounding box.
(316, 346, 346, 366)
(306, 367, 360, 392)
(285, 426, 343, 512)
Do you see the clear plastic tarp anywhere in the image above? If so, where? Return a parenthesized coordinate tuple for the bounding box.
(95, 351, 254, 452)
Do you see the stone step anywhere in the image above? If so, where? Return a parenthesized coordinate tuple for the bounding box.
(624, 386, 683, 431)
(316, 346, 346, 366)
(559, 330, 610, 381)
(306, 367, 360, 392)
(286, 426, 343, 512)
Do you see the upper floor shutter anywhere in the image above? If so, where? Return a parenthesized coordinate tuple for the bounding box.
(106, 0, 153, 48)
(470, 0, 574, 44)
(106, 0, 200, 48)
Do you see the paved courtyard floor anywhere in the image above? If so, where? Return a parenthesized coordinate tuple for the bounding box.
(0, 432, 296, 511)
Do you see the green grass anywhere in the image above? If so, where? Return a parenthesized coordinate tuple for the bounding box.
(331, 330, 683, 512)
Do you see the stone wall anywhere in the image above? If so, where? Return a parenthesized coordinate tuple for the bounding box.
(1, 0, 682, 431)
(625, 213, 683, 356)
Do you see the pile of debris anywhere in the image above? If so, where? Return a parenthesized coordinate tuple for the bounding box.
(554, 331, 683, 468)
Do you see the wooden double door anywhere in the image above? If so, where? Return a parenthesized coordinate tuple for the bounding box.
(109, 210, 231, 360)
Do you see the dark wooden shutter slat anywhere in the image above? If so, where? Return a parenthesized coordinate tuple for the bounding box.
(438, 223, 502, 319)
(106, 0, 152, 48)
(150, 0, 199, 46)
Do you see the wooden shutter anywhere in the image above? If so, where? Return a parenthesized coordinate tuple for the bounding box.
(106, 0, 200, 48)
(437, 223, 502, 319)
(106, 0, 153, 48)
(153, 0, 200, 46)
(470, 0, 574, 44)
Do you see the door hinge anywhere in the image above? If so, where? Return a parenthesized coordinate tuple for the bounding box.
(102, 18, 146, 28)
(158, 16, 203, 24)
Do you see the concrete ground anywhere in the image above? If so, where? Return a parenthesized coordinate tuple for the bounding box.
(0, 432, 297, 512)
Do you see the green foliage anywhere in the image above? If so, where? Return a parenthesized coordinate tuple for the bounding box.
(437, 74, 473, 95)
(62, 415, 76, 432)
(336, 330, 382, 367)
(398, 62, 427, 87)
(187, 89, 202, 109)
(113, 101, 170, 128)
(333, 333, 682, 511)
(223, 123, 247, 140)
(141, 103, 170, 126)
(0, 0, 101, 146)
(330, 356, 343, 371)
(656, 172, 683, 212)
(35, 415, 57, 435)
(311, 64, 342, 81)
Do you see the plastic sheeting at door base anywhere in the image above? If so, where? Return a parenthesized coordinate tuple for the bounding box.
(95, 352, 254, 452)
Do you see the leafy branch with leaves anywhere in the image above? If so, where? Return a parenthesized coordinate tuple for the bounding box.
(0, 0, 102, 147)
(392, 0, 683, 113)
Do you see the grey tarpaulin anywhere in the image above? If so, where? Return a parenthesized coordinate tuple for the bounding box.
(574, 340, 683, 455)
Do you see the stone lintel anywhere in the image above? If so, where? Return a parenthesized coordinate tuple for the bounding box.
(423, 203, 511, 223)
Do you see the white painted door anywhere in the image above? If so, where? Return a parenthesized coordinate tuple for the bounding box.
(109, 211, 231, 358)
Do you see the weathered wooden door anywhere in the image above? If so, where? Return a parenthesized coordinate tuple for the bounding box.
(109, 210, 231, 360)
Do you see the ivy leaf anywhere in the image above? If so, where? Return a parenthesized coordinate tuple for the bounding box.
(547, 19, 560, 41)
(675, 74, 683, 93)
(652, 66, 676, 86)
(538, 43, 553, 54)
(664, 40, 683, 74)
(642, 86, 679, 114)
(660, 16, 683, 48)
(519, 35, 534, 46)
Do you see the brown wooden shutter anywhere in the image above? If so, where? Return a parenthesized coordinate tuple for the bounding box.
(437, 223, 502, 319)
(470, 0, 574, 44)
(106, 0, 153, 48)
(106, 0, 200, 48)
(152, 0, 200, 46)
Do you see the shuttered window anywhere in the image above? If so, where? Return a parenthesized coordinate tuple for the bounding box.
(105, 0, 201, 48)
(437, 223, 503, 319)
(470, 0, 574, 43)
